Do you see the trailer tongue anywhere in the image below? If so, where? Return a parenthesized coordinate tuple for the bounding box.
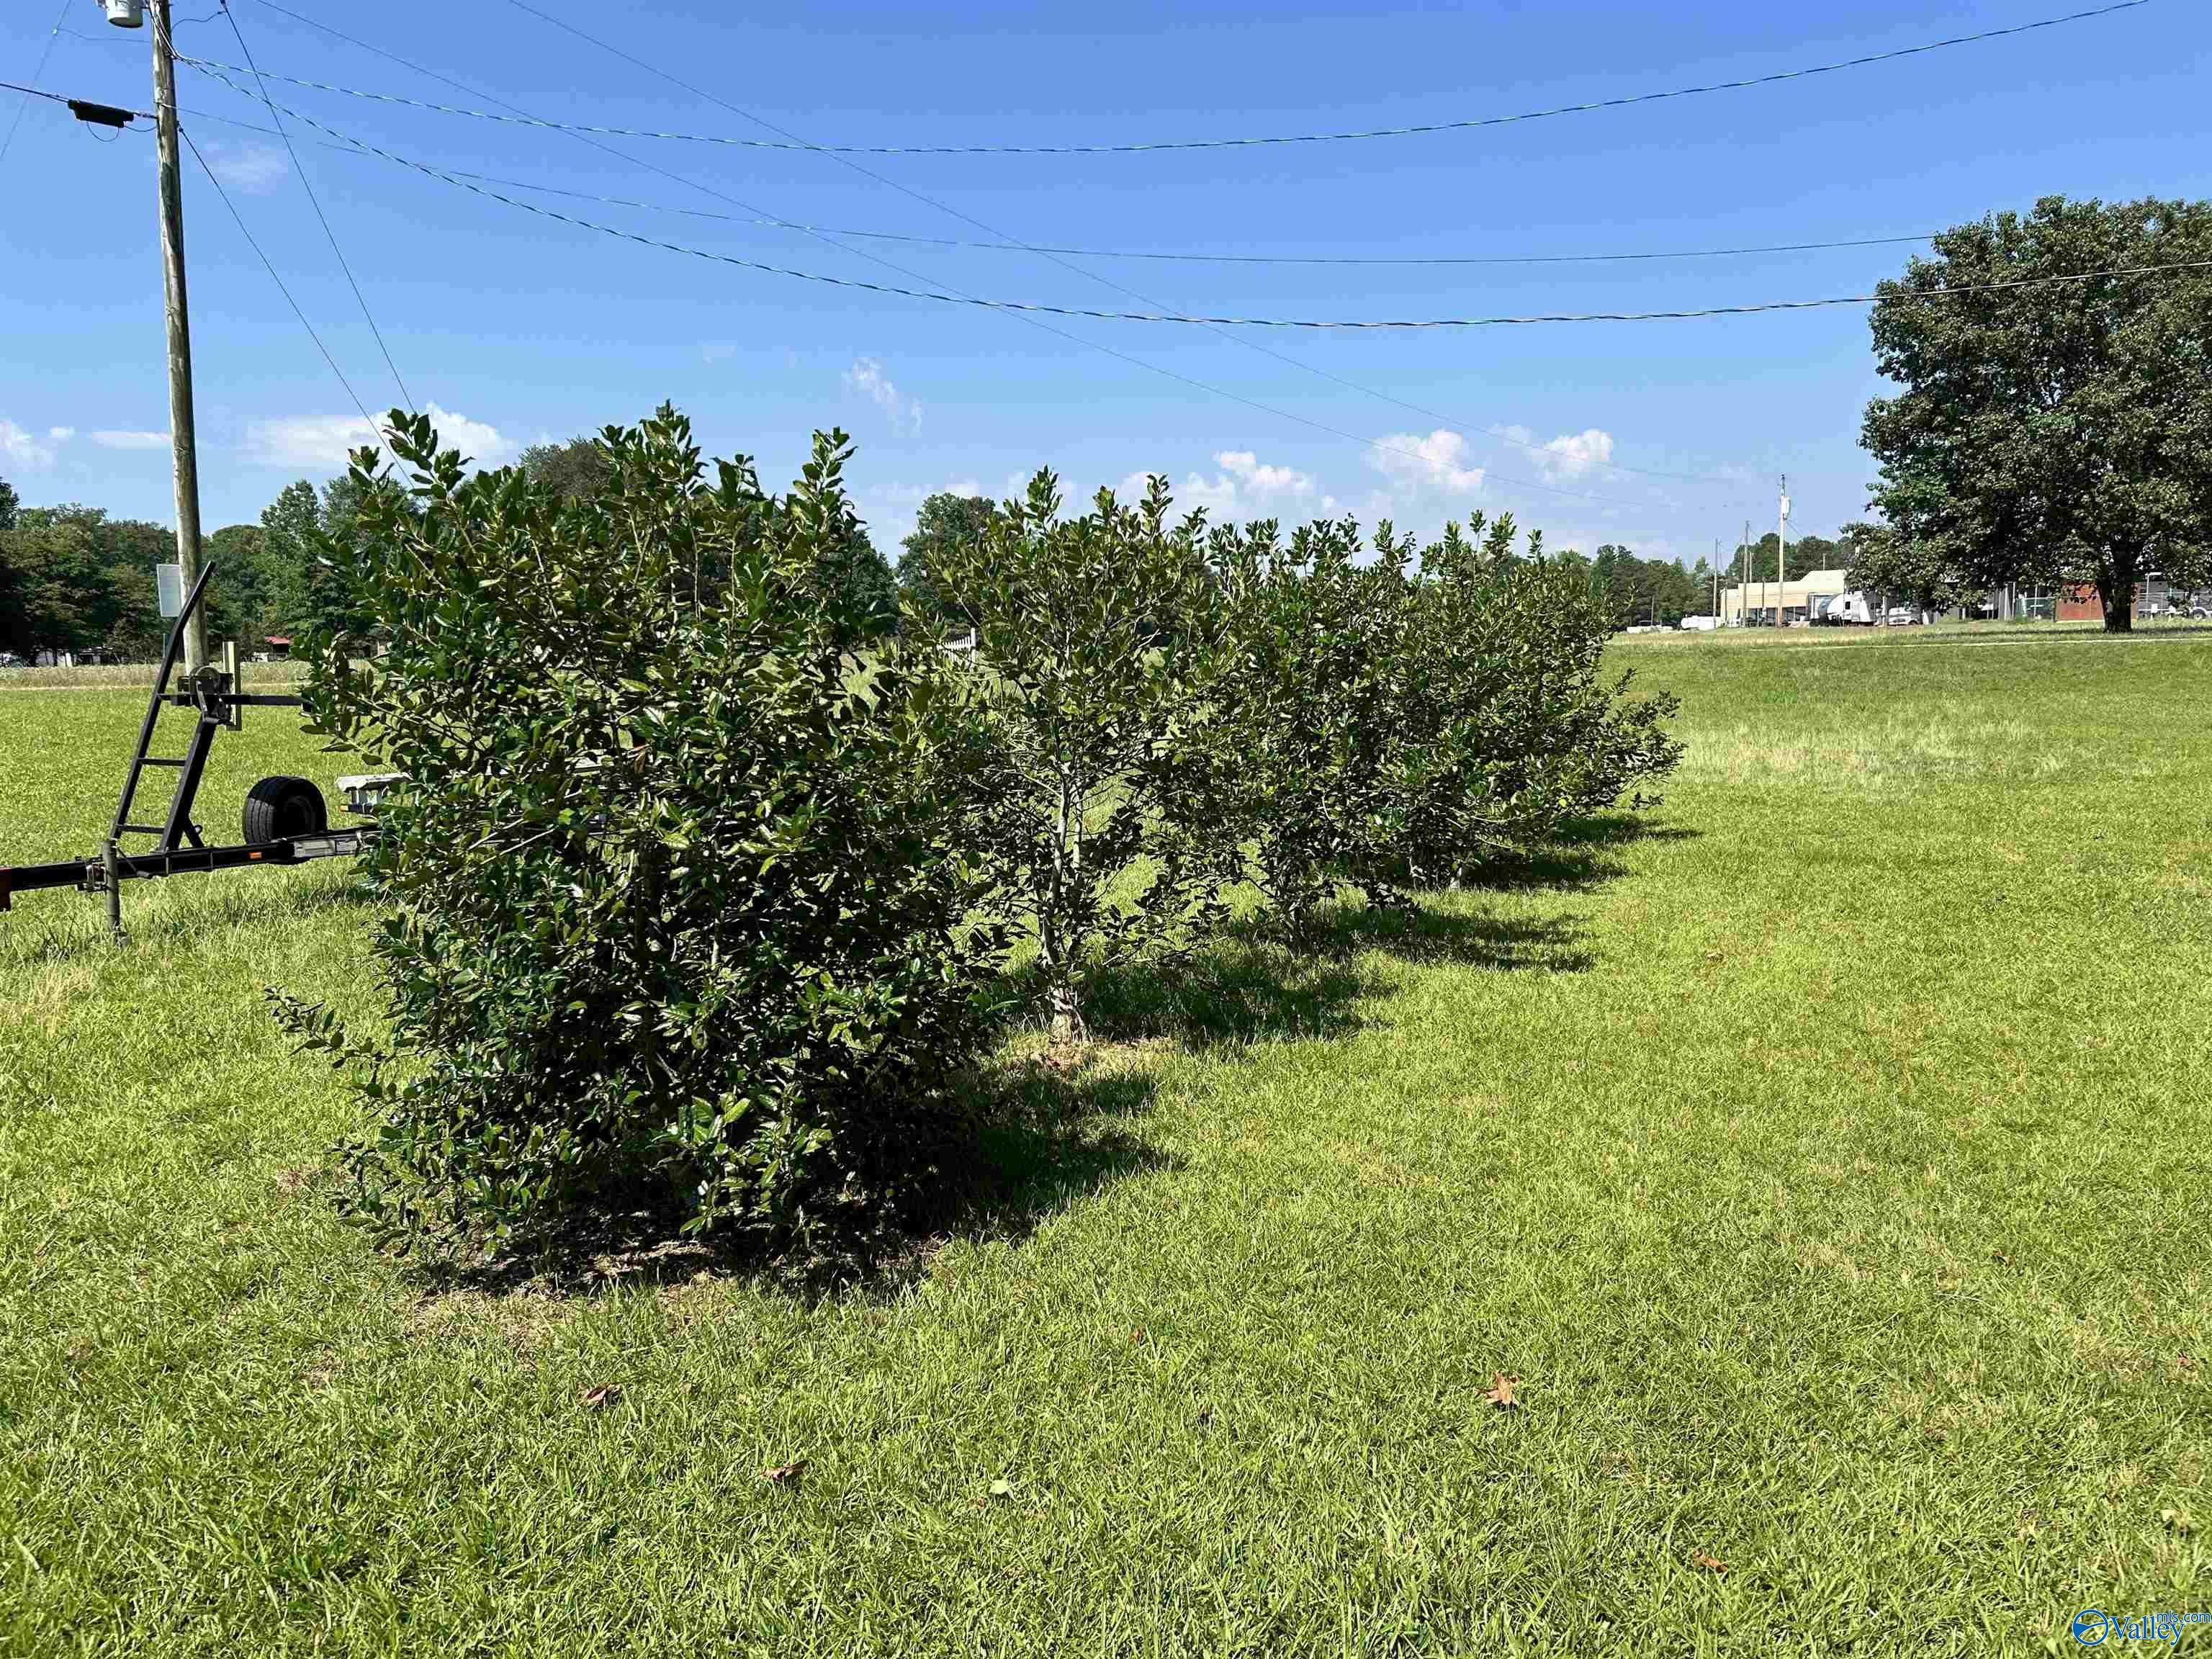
(0, 560, 378, 939)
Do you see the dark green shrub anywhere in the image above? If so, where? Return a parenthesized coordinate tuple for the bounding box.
(1202, 516, 1411, 938)
(1393, 515, 1683, 885)
(276, 408, 1002, 1257)
(933, 473, 1234, 1042)
(1205, 508, 1683, 914)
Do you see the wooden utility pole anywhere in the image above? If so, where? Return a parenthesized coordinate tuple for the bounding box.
(1776, 475, 1789, 627)
(150, 0, 207, 673)
(1740, 518, 1751, 625)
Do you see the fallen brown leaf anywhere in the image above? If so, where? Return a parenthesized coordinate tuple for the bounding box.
(580, 1382, 623, 1410)
(762, 1459, 809, 1485)
(1483, 1372, 1521, 1410)
(2177, 1354, 2198, 1372)
(1690, 1550, 1729, 1574)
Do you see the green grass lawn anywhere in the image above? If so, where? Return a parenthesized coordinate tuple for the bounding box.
(3, 629, 2209, 1655)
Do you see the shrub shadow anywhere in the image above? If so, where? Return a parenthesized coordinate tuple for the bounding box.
(393, 1055, 1172, 1305)
(1002, 935, 1381, 1052)
(930, 1057, 1172, 1251)
(345, 814, 1690, 1305)
(1292, 901, 1596, 974)
(1449, 811, 1699, 895)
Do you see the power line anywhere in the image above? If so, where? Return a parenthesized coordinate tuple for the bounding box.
(180, 84, 2212, 333)
(184, 68, 1665, 511)
(210, 0, 413, 411)
(176, 120, 383, 442)
(177, 1, 2149, 157)
(495, 0, 1752, 488)
(174, 64, 1901, 495)
(156, 107, 1952, 271)
(202, 9, 1694, 509)
(1, 0, 78, 168)
(220, 8, 1743, 490)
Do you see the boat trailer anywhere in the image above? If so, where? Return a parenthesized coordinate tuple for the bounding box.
(0, 560, 383, 940)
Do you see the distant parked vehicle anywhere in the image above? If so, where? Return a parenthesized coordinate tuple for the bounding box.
(1881, 606, 1922, 626)
(1678, 615, 1720, 631)
(0, 652, 22, 667)
(1823, 593, 1877, 626)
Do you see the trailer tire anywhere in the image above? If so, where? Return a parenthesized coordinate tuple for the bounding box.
(243, 775, 327, 843)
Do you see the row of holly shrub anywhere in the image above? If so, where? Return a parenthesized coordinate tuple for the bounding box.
(274, 408, 1681, 1259)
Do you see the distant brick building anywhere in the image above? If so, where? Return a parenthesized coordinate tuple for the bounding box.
(2056, 586, 2103, 622)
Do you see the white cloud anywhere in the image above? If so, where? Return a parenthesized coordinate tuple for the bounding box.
(1537, 428, 1614, 482)
(1107, 449, 1332, 525)
(206, 142, 288, 194)
(1214, 449, 1318, 502)
(243, 403, 513, 470)
(91, 428, 170, 451)
(1, 419, 56, 470)
(842, 357, 920, 435)
(1367, 429, 1486, 495)
(1495, 423, 1622, 484)
(48, 426, 75, 442)
(1120, 468, 1238, 519)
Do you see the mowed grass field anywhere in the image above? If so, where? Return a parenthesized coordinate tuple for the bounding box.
(3, 627, 2209, 1655)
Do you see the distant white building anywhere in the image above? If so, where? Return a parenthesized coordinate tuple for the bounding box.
(1720, 567, 1851, 627)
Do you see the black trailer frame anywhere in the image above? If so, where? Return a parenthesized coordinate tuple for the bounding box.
(0, 560, 374, 938)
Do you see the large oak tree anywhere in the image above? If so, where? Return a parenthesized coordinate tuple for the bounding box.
(1861, 196, 2212, 632)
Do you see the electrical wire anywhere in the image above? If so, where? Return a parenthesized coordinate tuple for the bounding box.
(0, 0, 79, 167)
(183, 66, 1665, 511)
(497, 0, 1753, 487)
(176, 120, 385, 446)
(168, 98, 1944, 271)
(211, 0, 414, 411)
(202, 14, 1745, 491)
(200, 12, 1698, 509)
(179, 0, 2149, 157)
(168, 70, 1911, 494)
(189, 81, 2212, 333)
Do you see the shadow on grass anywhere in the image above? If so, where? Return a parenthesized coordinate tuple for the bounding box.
(1452, 812, 1699, 895)
(363, 814, 1689, 1303)
(0, 867, 370, 970)
(402, 1054, 1172, 1305)
(1292, 901, 1598, 974)
(1001, 935, 1380, 1051)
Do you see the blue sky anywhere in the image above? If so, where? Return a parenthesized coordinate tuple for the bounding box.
(3, 0, 2204, 567)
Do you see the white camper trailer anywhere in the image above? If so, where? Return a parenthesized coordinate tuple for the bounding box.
(1824, 592, 1877, 626)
